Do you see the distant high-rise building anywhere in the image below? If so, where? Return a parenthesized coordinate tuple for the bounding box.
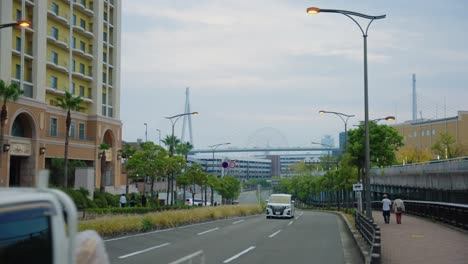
(0, 0, 122, 188)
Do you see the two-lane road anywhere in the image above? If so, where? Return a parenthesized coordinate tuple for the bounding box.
(105, 210, 362, 264)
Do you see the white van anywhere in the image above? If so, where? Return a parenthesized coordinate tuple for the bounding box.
(266, 194, 295, 219)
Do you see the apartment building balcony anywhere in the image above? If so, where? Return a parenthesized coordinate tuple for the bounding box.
(47, 10, 69, 26)
(47, 35, 69, 50)
(72, 25, 94, 39)
(46, 60, 69, 73)
(12, 78, 34, 98)
(12, 47, 34, 60)
(73, 1, 95, 17)
(72, 48, 93, 61)
(72, 71, 93, 82)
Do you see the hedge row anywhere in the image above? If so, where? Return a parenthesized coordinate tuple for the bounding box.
(79, 204, 263, 237)
(85, 205, 193, 215)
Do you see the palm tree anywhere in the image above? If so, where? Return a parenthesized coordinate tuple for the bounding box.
(161, 135, 180, 155)
(56, 91, 86, 188)
(0, 80, 24, 178)
(176, 141, 194, 160)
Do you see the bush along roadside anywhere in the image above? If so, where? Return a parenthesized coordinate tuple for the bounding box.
(79, 204, 263, 238)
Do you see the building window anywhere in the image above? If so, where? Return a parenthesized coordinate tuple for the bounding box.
(103, 72, 107, 82)
(432, 129, 436, 135)
(50, 76, 58, 89)
(79, 63, 85, 74)
(103, 52, 107, 63)
(79, 41, 85, 52)
(51, 2, 59, 15)
(413, 131, 417, 138)
(71, 83, 76, 94)
(79, 85, 85, 97)
(80, 18, 86, 30)
(72, 37, 76, 48)
(104, 12, 108, 22)
(15, 65, 21, 79)
(426, 130, 430, 136)
(421, 130, 425, 136)
(16, 10, 21, 21)
(72, 14, 76, 25)
(103, 32, 107, 42)
(72, 60, 76, 71)
(15, 37, 21, 51)
(88, 87, 92, 99)
(78, 123, 85, 140)
(102, 92, 106, 104)
(50, 118, 58, 137)
(51, 27, 59, 39)
(81, 0, 86, 8)
(51, 51, 58, 64)
(70, 121, 75, 139)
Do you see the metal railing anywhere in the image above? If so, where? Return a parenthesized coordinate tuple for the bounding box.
(355, 212, 381, 264)
(372, 200, 468, 230)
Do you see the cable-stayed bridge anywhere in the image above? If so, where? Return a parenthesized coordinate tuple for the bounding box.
(189, 146, 340, 154)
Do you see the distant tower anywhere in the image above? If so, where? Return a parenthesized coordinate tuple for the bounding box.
(412, 74, 417, 120)
(181, 87, 194, 145)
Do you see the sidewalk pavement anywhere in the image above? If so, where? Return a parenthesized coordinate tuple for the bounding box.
(372, 211, 468, 264)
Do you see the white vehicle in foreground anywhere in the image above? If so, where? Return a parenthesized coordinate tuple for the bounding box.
(0, 171, 109, 264)
(266, 193, 295, 219)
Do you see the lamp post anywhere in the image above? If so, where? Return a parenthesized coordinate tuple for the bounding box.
(319, 110, 354, 152)
(165, 112, 198, 205)
(208, 142, 231, 177)
(144, 123, 148, 142)
(0, 20, 30, 29)
(308, 7, 386, 218)
(156, 129, 162, 146)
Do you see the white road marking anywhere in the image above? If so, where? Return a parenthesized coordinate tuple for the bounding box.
(232, 219, 245, 225)
(223, 246, 256, 263)
(268, 230, 282, 238)
(105, 228, 175, 242)
(288, 221, 293, 226)
(197, 227, 219, 235)
(169, 250, 205, 264)
(118, 243, 170, 259)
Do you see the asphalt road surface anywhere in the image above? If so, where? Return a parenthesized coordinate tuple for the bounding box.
(105, 210, 362, 264)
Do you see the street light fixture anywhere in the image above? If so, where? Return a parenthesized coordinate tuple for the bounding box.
(308, 7, 386, 219)
(165, 111, 199, 205)
(319, 110, 354, 151)
(0, 20, 31, 29)
(156, 129, 162, 146)
(208, 142, 231, 177)
(144, 123, 148, 142)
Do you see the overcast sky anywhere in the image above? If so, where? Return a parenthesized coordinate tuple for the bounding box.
(120, 0, 468, 150)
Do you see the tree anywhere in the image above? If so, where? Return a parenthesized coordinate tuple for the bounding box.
(397, 145, 432, 164)
(98, 143, 109, 193)
(218, 175, 241, 204)
(161, 135, 180, 156)
(0, 80, 24, 179)
(126, 142, 170, 204)
(120, 143, 137, 195)
(56, 91, 86, 187)
(207, 174, 221, 205)
(347, 122, 403, 180)
(431, 131, 465, 159)
(176, 141, 194, 160)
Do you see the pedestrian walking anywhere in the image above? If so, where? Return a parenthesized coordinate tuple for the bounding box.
(392, 196, 405, 224)
(141, 193, 147, 207)
(129, 194, 136, 207)
(382, 194, 392, 224)
(119, 194, 127, 208)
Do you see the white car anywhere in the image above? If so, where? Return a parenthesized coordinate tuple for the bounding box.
(266, 194, 295, 219)
(185, 198, 210, 206)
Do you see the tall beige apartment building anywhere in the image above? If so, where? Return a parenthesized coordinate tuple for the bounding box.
(0, 0, 122, 188)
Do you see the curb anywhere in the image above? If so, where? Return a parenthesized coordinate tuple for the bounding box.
(329, 211, 371, 264)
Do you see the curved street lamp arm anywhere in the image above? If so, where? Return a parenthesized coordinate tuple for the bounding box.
(318, 9, 386, 20)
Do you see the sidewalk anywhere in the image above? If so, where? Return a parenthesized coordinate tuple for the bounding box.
(372, 211, 468, 264)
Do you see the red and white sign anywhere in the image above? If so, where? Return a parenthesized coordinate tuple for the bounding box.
(229, 160, 237, 168)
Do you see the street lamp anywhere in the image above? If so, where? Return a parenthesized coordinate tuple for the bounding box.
(156, 129, 162, 146)
(165, 111, 198, 205)
(0, 20, 31, 29)
(308, 7, 386, 219)
(144, 123, 148, 142)
(372, 116, 395, 123)
(319, 110, 354, 151)
(208, 142, 231, 177)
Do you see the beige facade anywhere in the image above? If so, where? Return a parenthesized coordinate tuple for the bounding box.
(0, 0, 122, 188)
(392, 111, 468, 159)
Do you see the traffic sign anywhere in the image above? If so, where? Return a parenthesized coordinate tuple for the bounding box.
(229, 160, 237, 168)
(222, 161, 229, 168)
(353, 183, 363, 191)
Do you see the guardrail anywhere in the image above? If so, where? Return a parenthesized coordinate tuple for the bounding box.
(355, 212, 381, 264)
(371, 200, 468, 231)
